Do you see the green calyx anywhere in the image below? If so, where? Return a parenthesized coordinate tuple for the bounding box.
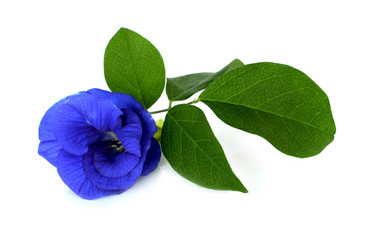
(153, 119, 164, 142)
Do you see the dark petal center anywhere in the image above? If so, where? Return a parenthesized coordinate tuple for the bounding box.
(100, 131, 126, 155)
(90, 140, 140, 179)
(106, 139, 126, 154)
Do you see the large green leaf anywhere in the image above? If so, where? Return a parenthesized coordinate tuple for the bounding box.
(104, 27, 165, 109)
(161, 104, 247, 193)
(166, 59, 243, 101)
(199, 62, 336, 158)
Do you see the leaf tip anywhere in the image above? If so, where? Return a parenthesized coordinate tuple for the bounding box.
(237, 185, 248, 194)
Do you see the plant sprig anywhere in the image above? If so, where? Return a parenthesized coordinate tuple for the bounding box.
(104, 27, 336, 192)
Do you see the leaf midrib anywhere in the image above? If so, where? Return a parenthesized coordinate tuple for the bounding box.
(123, 29, 146, 108)
(201, 99, 334, 136)
(166, 111, 244, 190)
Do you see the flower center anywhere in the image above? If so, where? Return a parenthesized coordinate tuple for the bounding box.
(107, 140, 125, 153)
(103, 131, 125, 154)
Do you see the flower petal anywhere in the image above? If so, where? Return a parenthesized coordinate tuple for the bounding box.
(87, 88, 157, 139)
(38, 140, 62, 167)
(87, 88, 144, 112)
(86, 88, 114, 101)
(93, 147, 140, 178)
(138, 108, 157, 139)
(57, 149, 124, 200)
(83, 137, 153, 191)
(38, 97, 67, 165)
(116, 109, 142, 156)
(53, 93, 123, 155)
(39, 97, 66, 142)
(82, 144, 142, 191)
(141, 138, 161, 176)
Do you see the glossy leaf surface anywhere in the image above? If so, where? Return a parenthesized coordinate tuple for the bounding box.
(166, 59, 243, 101)
(200, 62, 336, 158)
(161, 104, 247, 192)
(104, 28, 165, 109)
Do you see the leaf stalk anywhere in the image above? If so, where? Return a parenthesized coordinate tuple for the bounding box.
(149, 99, 200, 115)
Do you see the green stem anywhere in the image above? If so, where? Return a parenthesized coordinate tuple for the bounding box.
(149, 108, 170, 114)
(186, 100, 198, 105)
(150, 99, 200, 115)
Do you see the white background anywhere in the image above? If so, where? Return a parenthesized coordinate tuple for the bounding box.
(1, 1, 366, 239)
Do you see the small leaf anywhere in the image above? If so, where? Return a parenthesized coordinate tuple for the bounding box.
(166, 59, 244, 101)
(200, 62, 336, 158)
(104, 27, 165, 109)
(161, 104, 247, 193)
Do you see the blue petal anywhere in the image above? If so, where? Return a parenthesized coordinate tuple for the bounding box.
(52, 93, 123, 155)
(38, 141, 62, 167)
(38, 98, 66, 166)
(138, 108, 157, 139)
(93, 147, 140, 178)
(87, 88, 157, 139)
(141, 138, 161, 176)
(39, 97, 66, 142)
(83, 144, 142, 191)
(83, 136, 153, 191)
(87, 88, 144, 112)
(57, 149, 124, 200)
(116, 109, 142, 157)
(86, 88, 113, 100)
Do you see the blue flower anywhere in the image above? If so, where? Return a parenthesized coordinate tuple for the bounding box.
(38, 89, 161, 199)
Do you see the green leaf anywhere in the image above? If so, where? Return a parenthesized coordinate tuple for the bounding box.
(161, 104, 247, 193)
(166, 59, 244, 101)
(199, 62, 336, 158)
(104, 27, 165, 109)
